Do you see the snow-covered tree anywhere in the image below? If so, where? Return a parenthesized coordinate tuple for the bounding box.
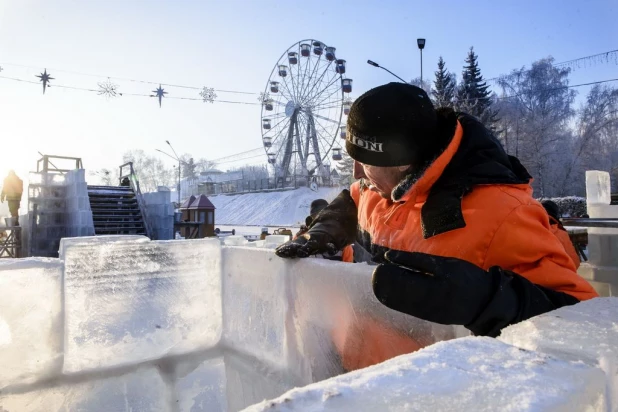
(558, 84, 618, 194)
(498, 58, 575, 197)
(456, 47, 499, 127)
(409, 77, 432, 96)
(336, 149, 355, 188)
(88, 168, 117, 186)
(179, 155, 198, 179)
(432, 56, 457, 108)
(122, 150, 175, 192)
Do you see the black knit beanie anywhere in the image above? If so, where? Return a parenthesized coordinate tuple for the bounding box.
(346, 82, 441, 167)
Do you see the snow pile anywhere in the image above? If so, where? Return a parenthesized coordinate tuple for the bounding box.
(499, 297, 618, 410)
(244, 337, 606, 412)
(209, 187, 342, 226)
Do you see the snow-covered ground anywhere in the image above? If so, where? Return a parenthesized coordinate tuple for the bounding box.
(209, 186, 342, 226)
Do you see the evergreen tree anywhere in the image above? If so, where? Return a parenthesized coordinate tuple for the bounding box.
(456, 47, 498, 125)
(181, 157, 198, 179)
(432, 56, 456, 108)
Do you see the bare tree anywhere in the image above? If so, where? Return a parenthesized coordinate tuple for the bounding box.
(88, 168, 118, 186)
(498, 58, 575, 197)
(559, 85, 618, 194)
(122, 150, 175, 192)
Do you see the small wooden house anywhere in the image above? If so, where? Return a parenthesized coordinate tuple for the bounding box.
(187, 195, 216, 237)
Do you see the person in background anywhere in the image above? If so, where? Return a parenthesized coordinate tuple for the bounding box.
(542, 200, 581, 269)
(1, 170, 24, 226)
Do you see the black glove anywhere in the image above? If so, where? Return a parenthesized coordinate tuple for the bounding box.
(276, 231, 340, 258)
(372, 250, 579, 337)
(276, 189, 358, 258)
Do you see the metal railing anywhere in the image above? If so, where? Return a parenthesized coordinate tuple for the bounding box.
(119, 162, 153, 239)
(36, 155, 83, 174)
(562, 218, 618, 228)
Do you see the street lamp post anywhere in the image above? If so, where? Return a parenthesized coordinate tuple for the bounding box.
(366, 60, 408, 83)
(155, 141, 186, 205)
(417, 38, 426, 88)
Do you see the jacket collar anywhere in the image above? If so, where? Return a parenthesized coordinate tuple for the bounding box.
(388, 110, 532, 239)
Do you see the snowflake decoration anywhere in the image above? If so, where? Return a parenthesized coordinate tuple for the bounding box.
(97, 78, 121, 98)
(199, 87, 217, 103)
(258, 92, 270, 103)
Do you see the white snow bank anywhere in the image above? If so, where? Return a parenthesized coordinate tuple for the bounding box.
(244, 337, 606, 412)
(499, 297, 618, 410)
(209, 187, 342, 226)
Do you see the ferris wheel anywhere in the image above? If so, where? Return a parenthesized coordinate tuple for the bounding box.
(261, 39, 353, 186)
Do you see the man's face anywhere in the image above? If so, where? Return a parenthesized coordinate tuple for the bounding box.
(353, 160, 409, 199)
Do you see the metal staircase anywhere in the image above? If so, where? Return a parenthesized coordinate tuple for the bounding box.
(87, 162, 152, 237)
(87, 186, 146, 235)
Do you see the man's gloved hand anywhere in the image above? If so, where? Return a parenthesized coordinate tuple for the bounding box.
(372, 250, 495, 328)
(276, 189, 358, 259)
(372, 250, 580, 337)
(275, 231, 339, 258)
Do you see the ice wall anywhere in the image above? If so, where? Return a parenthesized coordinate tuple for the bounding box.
(25, 169, 94, 257)
(142, 188, 174, 240)
(579, 170, 618, 296)
(0, 236, 616, 412)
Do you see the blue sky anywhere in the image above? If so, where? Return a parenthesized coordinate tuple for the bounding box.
(0, 0, 616, 184)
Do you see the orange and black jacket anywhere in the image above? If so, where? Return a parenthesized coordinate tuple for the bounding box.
(347, 112, 595, 301)
(548, 216, 581, 269)
(310, 111, 597, 369)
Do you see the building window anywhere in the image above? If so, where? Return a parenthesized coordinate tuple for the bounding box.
(207, 211, 214, 224)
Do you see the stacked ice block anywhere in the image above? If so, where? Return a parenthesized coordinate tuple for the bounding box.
(27, 169, 94, 257)
(143, 189, 174, 240)
(0, 236, 616, 411)
(579, 170, 618, 296)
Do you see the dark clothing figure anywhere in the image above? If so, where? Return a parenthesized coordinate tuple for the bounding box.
(120, 177, 131, 187)
(1, 170, 23, 226)
(542, 200, 581, 269)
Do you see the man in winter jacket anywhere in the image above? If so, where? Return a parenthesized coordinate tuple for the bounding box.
(275, 83, 598, 368)
(542, 200, 581, 269)
(1, 170, 24, 226)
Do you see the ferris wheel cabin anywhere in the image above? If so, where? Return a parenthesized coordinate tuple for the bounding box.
(342, 78, 353, 93)
(336, 59, 346, 74)
(340, 126, 346, 139)
(300, 43, 311, 57)
(262, 118, 271, 130)
(270, 81, 279, 93)
(264, 99, 274, 111)
(278, 65, 288, 77)
(263, 136, 272, 148)
(288, 52, 298, 65)
(332, 148, 342, 161)
(313, 41, 324, 56)
(343, 101, 351, 115)
(267, 153, 277, 164)
(325, 47, 336, 61)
